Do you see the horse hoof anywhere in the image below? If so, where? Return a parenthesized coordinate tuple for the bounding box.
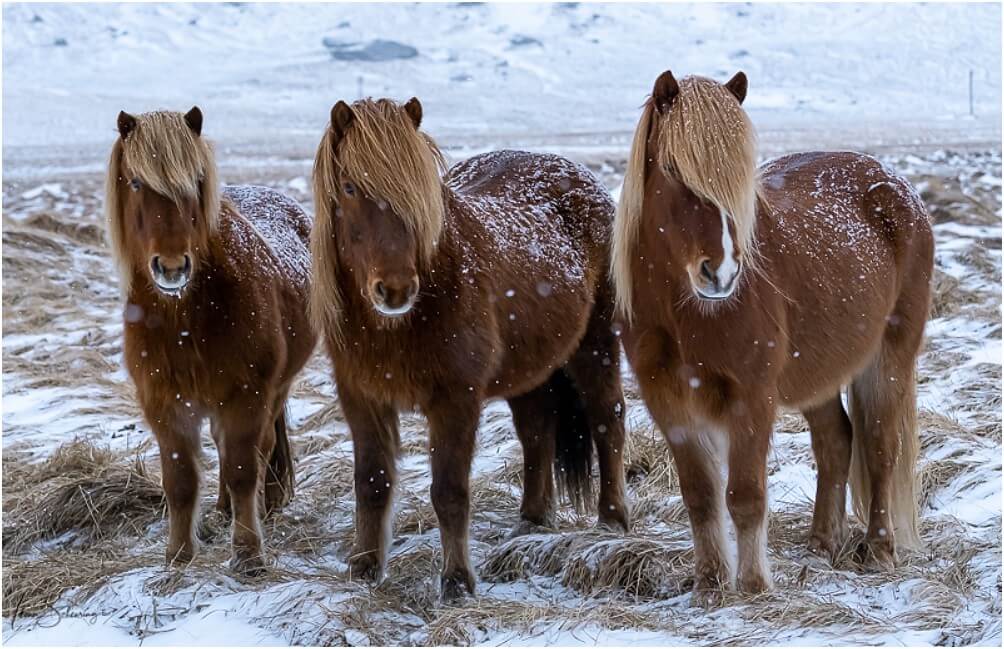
(347, 553, 383, 583)
(807, 534, 837, 562)
(857, 538, 897, 571)
(263, 481, 292, 515)
(596, 513, 630, 534)
(738, 572, 772, 595)
(165, 544, 196, 567)
(230, 551, 266, 578)
(690, 586, 726, 609)
(440, 569, 476, 603)
(508, 518, 553, 539)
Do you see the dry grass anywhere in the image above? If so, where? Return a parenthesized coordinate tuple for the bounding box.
(3, 440, 164, 554)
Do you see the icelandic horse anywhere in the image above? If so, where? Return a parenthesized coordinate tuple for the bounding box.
(309, 97, 628, 599)
(106, 108, 316, 574)
(611, 71, 933, 601)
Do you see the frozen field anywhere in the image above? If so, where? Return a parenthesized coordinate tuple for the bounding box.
(2, 3, 1002, 647)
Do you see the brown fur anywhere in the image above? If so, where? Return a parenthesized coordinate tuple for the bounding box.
(105, 109, 316, 574)
(613, 72, 933, 601)
(310, 97, 629, 599)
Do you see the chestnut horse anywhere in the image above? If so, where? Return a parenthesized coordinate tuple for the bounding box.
(106, 108, 316, 574)
(612, 71, 933, 600)
(310, 97, 628, 599)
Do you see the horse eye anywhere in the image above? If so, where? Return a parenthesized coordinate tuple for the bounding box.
(343, 181, 357, 197)
(129, 178, 141, 192)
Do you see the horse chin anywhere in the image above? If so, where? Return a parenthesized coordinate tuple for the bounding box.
(692, 281, 738, 304)
(372, 301, 415, 322)
(152, 275, 191, 298)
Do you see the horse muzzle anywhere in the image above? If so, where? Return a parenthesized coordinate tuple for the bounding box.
(692, 258, 741, 301)
(370, 276, 419, 318)
(151, 254, 193, 296)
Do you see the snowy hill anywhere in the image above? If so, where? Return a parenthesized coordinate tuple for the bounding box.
(3, 2, 1000, 162)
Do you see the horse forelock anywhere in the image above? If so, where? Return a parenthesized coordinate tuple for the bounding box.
(659, 76, 760, 257)
(104, 110, 220, 297)
(309, 98, 447, 347)
(612, 76, 762, 321)
(337, 99, 446, 258)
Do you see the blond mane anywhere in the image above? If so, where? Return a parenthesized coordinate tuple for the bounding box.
(104, 111, 220, 297)
(310, 98, 447, 346)
(611, 75, 761, 319)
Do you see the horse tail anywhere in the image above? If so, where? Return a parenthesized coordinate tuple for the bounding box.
(551, 369, 594, 514)
(847, 355, 922, 550)
(264, 403, 296, 513)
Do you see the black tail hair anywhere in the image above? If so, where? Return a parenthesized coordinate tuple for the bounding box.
(264, 405, 295, 513)
(550, 369, 594, 513)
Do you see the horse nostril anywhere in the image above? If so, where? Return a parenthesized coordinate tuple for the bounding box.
(151, 256, 163, 275)
(700, 260, 716, 283)
(182, 254, 192, 274)
(374, 281, 387, 301)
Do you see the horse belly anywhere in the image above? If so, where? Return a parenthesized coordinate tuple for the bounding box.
(487, 277, 593, 399)
(775, 258, 898, 408)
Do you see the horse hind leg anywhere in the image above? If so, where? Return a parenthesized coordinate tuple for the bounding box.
(563, 281, 629, 531)
(848, 341, 922, 568)
(210, 418, 230, 515)
(263, 396, 295, 514)
(507, 384, 558, 536)
(803, 394, 853, 559)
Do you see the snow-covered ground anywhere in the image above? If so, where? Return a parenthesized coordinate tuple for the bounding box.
(2, 3, 1001, 647)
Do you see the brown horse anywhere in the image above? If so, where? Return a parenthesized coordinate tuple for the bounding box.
(310, 97, 628, 599)
(106, 108, 316, 574)
(612, 71, 933, 601)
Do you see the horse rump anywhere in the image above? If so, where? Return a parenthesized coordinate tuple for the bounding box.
(549, 369, 595, 513)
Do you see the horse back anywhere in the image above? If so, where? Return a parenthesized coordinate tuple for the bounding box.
(446, 150, 614, 243)
(221, 185, 312, 292)
(759, 152, 931, 267)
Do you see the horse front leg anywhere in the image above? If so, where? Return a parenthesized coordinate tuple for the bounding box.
(339, 380, 399, 583)
(218, 394, 274, 576)
(726, 398, 776, 594)
(147, 405, 203, 566)
(424, 389, 479, 601)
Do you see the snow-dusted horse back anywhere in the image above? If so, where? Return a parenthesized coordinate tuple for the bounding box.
(612, 70, 934, 601)
(310, 97, 628, 600)
(106, 108, 316, 575)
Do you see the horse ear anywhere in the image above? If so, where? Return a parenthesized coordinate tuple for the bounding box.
(404, 97, 423, 129)
(330, 101, 356, 145)
(117, 111, 137, 140)
(184, 106, 203, 136)
(652, 70, 680, 115)
(725, 71, 748, 105)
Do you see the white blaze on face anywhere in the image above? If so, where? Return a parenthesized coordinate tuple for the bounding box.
(718, 209, 740, 284)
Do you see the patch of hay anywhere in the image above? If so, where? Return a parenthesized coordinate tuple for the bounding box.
(482, 530, 692, 599)
(3, 547, 154, 619)
(3, 439, 164, 553)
